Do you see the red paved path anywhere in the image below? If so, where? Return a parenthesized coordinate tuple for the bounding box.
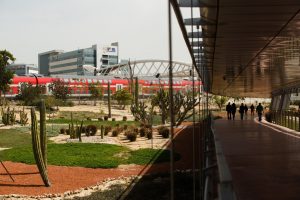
(214, 118, 300, 200)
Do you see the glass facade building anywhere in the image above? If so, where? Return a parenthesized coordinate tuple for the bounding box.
(8, 64, 38, 76)
(48, 45, 97, 76)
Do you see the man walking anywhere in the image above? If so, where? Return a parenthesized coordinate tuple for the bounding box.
(226, 102, 232, 120)
(256, 103, 264, 121)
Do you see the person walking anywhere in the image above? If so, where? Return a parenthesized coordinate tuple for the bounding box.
(239, 103, 245, 120)
(231, 103, 237, 120)
(244, 104, 248, 115)
(256, 103, 264, 121)
(250, 104, 255, 116)
(226, 102, 232, 120)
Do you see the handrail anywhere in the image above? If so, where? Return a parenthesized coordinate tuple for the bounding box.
(202, 113, 236, 200)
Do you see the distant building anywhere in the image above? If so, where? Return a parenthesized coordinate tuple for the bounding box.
(100, 42, 119, 68)
(7, 64, 38, 76)
(38, 50, 64, 76)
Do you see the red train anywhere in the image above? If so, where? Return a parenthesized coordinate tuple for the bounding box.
(5, 75, 202, 98)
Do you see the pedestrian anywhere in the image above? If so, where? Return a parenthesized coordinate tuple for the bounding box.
(244, 104, 248, 115)
(231, 103, 237, 120)
(256, 103, 264, 121)
(226, 102, 232, 120)
(250, 104, 255, 116)
(239, 103, 245, 120)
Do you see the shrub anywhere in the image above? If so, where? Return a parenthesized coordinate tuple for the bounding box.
(122, 116, 127, 121)
(139, 127, 146, 137)
(157, 126, 165, 135)
(66, 129, 70, 135)
(123, 124, 128, 130)
(104, 126, 112, 135)
(126, 131, 137, 142)
(87, 117, 92, 121)
(159, 127, 170, 138)
(98, 117, 103, 121)
(81, 126, 86, 133)
(153, 110, 157, 115)
(146, 129, 153, 139)
(112, 129, 120, 137)
(112, 118, 116, 121)
(144, 124, 152, 129)
(86, 125, 98, 136)
(104, 116, 108, 121)
(60, 128, 66, 134)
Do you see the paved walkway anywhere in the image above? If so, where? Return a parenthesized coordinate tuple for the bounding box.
(214, 117, 300, 200)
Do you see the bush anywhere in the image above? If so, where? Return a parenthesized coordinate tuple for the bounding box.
(157, 126, 166, 135)
(66, 129, 70, 135)
(112, 129, 120, 137)
(123, 125, 128, 130)
(126, 131, 137, 142)
(86, 125, 98, 136)
(112, 118, 116, 121)
(104, 116, 108, 121)
(123, 116, 127, 121)
(60, 128, 66, 134)
(139, 127, 146, 137)
(146, 129, 153, 139)
(81, 126, 86, 133)
(87, 117, 92, 121)
(104, 126, 112, 135)
(159, 127, 169, 138)
(98, 117, 103, 121)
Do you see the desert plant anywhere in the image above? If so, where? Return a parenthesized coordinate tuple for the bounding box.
(98, 117, 103, 121)
(104, 125, 112, 135)
(101, 125, 104, 139)
(87, 117, 91, 121)
(146, 129, 153, 139)
(19, 107, 28, 126)
(139, 127, 146, 137)
(112, 129, 120, 137)
(123, 124, 128, 130)
(104, 116, 108, 121)
(130, 101, 154, 127)
(86, 125, 98, 136)
(1, 107, 16, 126)
(159, 127, 170, 138)
(60, 128, 66, 134)
(30, 100, 50, 186)
(112, 118, 116, 121)
(122, 116, 127, 121)
(126, 131, 137, 142)
(81, 126, 86, 133)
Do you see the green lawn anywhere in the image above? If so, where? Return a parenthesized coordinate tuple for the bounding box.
(0, 128, 32, 148)
(0, 143, 179, 168)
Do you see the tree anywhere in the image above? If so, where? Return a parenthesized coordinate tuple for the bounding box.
(49, 79, 70, 101)
(151, 89, 169, 124)
(16, 83, 45, 105)
(213, 95, 229, 111)
(112, 89, 132, 109)
(0, 50, 15, 103)
(88, 83, 103, 106)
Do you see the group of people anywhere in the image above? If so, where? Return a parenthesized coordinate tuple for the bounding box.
(226, 102, 264, 121)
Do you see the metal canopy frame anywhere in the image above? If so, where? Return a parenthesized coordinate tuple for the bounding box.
(171, 0, 300, 98)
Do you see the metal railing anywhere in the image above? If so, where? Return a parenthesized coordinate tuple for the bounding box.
(268, 110, 300, 131)
(202, 113, 236, 200)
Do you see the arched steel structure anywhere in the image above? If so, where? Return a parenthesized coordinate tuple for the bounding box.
(97, 59, 194, 79)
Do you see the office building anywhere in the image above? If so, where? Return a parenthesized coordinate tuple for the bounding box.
(38, 50, 63, 76)
(100, 42, 119, 68)
(7, 64, 38, 76)
(48, 45, 97, 76)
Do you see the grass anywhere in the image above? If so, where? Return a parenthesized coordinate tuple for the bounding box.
(0, 143, 179, 168)
(0, 128, 32, 148)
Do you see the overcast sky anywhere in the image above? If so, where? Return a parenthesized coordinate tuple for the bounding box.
(0, 0, 191, 65)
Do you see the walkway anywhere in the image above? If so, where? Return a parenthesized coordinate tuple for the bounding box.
(214, 117, 300, 200)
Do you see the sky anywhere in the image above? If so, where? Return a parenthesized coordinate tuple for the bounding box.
(0, 0, 191, 66)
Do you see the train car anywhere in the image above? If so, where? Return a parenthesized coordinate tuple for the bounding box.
(5, 75, 202, 98)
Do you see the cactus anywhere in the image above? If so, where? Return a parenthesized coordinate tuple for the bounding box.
(20, 107, 28, 126)
(10, 108, 16, 125)
(78, 120, 83, 142)
(101, 125, 104, 139)
(1, 107, 16, 126)
(108, 81, 111, 118)
(135, 77, 139, 107)
(31, 101, 51, 187)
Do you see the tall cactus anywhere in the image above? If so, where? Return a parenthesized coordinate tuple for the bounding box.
(135, 77, 139, 108)
(31, 103, 50, 187)
(40, 100, 47, 168)
(108, 81, 111, 118)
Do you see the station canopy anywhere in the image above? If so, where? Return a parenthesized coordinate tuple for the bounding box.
(172, 0, 300, 97)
